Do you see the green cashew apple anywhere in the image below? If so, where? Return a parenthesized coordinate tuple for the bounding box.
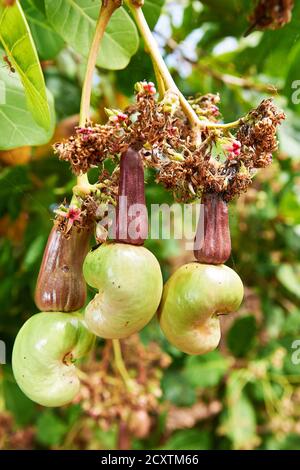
(12, 312, 94, 407)
(83, 242, 163, 339)
(158, 263, 244, 355)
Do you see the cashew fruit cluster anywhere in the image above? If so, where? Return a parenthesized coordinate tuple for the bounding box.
(12, 149, 244, 409)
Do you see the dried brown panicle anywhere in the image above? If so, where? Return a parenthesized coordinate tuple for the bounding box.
(246, 0, 294, 35)
(73, 335, 171, 435)
(237, 99, 285, 167)
(54, 85, 285, 203)
(54, 91, 189, 176)
(188, 93, 221, 122)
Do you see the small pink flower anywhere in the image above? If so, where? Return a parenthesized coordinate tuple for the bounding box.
(77, 127, 94, 135)
(210, 105, 220, 116)
(224, 139, 241, 157)
(232, 140, 241, 151)
(110, 115, 119, 123)
(65, 207, 81, 232)
(109, 112, 128, 124)
(143, 81, 156, 95)
(116, 112, 128, 122)
(66, 207, 81, 221)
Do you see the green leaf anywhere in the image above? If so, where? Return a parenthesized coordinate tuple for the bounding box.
(0, 66, 55, 149)
(264, 434, 300, 450)
(278, 189, 300, 224)
(22, 233, 47, 270)
(45, 0, 139, 70)
(143, 0, 164, 30)
(276, 264, 300, 299)
(184, 351, 230, 388)
(221, 379, 258, 450)
(22, 0, 65, 60)
(227, 315, 257, 357)
(36, 410, 68, 446)
(0, 166, 30, 199)
(160, 429, 212, 450)
(0, 1, 51, 129)
(162, 370, 197, 406)
(3, 366, 37, 426)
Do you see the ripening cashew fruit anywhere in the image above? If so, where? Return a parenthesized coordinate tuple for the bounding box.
(84, 242, 163, 338)
(158, 263, 244, 355)
(83, 147, 163, 339)
(159, 191, 244, 355)
(12, 312, 94, 407)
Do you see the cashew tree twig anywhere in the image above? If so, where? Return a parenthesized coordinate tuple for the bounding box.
(159, 34, 278, 95)
(77, 0, 122, 190)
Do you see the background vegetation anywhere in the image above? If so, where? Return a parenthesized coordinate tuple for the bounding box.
(1, 0, 300, 450)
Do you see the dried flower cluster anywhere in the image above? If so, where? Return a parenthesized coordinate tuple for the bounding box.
(237, 99, 285, 168)
(54, 84, 284, 204)
(188, 93, 221, 121)
(53, 195, 98, 235)
(73, 335, 171, 439)
(154, 99, 285, 201)
(247, 0, 294, 35)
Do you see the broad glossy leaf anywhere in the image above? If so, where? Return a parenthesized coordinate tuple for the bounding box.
(0, 1, 51, 129)
(22, 0, 65, 60)
(0, 67, 55, 149)
(45, 0, 139, 70)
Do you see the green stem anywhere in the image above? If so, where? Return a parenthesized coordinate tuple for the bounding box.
(127, 2, 200, 132)
(204, 119, 241, 129)
(79, 0, 120, 128)
(112, 339, 135, 391)
(127, 1, 243, 137)
(77, 0, 121, 187)
(152, 58, 166, 98)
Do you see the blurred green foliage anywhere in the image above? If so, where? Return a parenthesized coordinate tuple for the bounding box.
(1, 0, 300, 451)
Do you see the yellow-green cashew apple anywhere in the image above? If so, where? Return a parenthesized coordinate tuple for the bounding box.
(12, 312, 94, 407)
(83, 242, 163, 338)
(158, 263, 244, 355)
